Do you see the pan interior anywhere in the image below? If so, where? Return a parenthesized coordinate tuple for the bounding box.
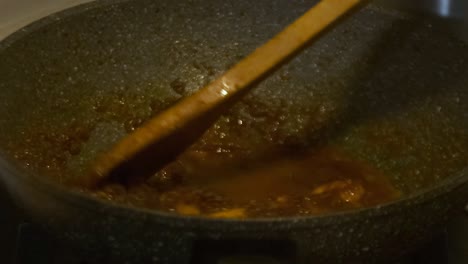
(0, 0, 467, 216)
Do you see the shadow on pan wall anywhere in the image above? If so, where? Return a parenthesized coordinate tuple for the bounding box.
(301, 18, 468, 146)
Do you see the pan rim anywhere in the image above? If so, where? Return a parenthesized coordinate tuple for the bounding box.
(1, 149, 466, 228)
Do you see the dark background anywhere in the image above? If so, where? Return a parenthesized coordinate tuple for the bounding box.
(0, 182, 24, 264)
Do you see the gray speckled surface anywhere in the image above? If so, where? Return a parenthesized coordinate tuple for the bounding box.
(0, 0, 467, 263)
(0, 0, 467, 191)
(0, 1, 93, 263)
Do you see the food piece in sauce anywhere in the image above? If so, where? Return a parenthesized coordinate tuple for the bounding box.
(209, 208, 246, 219)
(311, 179, 365, 205)
(312, 180, 351, 195)
(339, 182, 365, 204)
(276, 195, 288, 204)
(176, 204, 201, 216)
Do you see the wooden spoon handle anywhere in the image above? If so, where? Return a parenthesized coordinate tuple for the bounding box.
(85, 0, 364, 187)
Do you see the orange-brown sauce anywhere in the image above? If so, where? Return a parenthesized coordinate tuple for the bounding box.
(6, 95, 401, 219)
(91, 146, 400, 218)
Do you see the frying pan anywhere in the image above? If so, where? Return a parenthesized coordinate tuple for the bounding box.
(0, 0, 467, 263)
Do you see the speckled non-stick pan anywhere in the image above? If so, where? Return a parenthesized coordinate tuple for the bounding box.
(0, 0, 467, 263)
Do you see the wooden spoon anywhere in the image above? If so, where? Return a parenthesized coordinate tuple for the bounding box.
(83, 0, 365, 188)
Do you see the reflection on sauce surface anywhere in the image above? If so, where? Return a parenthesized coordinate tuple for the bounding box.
(90, 146, 400, 218)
